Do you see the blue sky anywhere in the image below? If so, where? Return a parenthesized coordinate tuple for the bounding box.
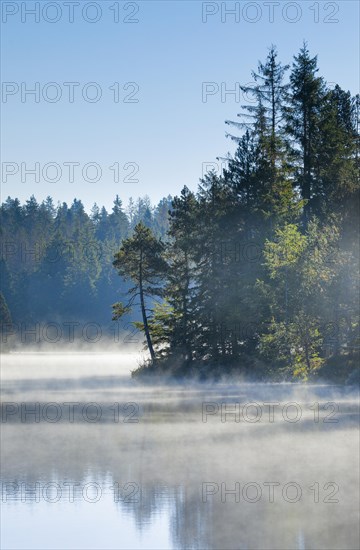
(1, 0, 359, 211)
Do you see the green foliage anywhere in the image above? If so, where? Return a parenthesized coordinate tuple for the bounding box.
(264, 224, 307, 275)
(113, 223, 167, 287)
(112, 302, 131, 320)
(113, 223, 168, 360)
(1, 45, 359, 384)
(130, 44, 358, 380)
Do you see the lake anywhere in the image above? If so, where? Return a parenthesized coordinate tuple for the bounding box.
(1, 353, 359, 549)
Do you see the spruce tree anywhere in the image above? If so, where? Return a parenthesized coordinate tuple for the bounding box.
(285, 43, 325, 219)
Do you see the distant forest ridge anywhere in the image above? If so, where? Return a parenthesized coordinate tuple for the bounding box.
(0, 193, 173, 327)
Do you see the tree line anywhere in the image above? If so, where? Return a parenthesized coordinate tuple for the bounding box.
(0, 194, 172, 327)
(112, 44, 359, 382)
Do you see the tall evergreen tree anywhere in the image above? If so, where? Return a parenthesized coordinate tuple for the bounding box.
(112, 223, 168, 361)
(165, 186, 199, 361)
(285, 43, 325, 219)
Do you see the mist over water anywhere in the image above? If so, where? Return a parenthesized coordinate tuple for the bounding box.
(1, 353, 359, 550)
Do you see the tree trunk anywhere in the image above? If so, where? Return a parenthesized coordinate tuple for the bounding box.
(183, 251, 192, 362)
(304, 327, 312, 374)
(271, 77, 276, 171)
(139, 249, 156, 362)
(302, 109, 312, 223)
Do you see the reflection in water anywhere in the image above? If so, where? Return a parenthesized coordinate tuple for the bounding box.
(1, 354, 359, 549)
(297, 530, 305, 550)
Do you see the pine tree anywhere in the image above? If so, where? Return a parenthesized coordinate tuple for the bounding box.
(90, 203, 101, 225)
(108, 195, 129, 241)
(165, 186, 199, 361)
(285, 43, 326, 219)
(112, 223, 168, 361)
(226, 45, 289, 169)
(314, 85, 359, 214)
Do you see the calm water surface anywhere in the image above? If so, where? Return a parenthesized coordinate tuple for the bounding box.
(1, 353, 359, 549)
